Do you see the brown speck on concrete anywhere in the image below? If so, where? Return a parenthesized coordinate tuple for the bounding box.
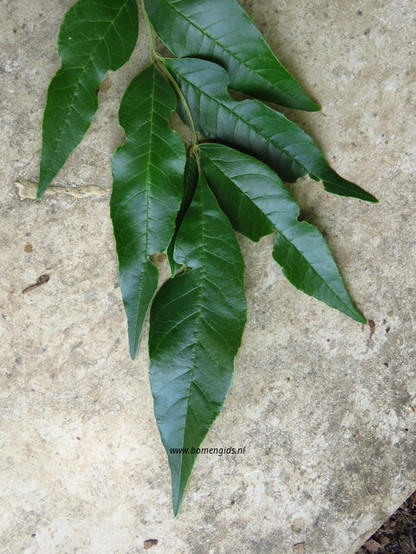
(143, 539, 158, 549)
(368, 319, 376, 339)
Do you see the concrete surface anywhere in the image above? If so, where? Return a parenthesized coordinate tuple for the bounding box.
(1, 1, 415, 553)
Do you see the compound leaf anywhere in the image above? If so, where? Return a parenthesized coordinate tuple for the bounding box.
(200, 143, 366, 323)
(144, 0, 319, 111)
(111, 64, 186, 359)
(149, 171, 246, 515)
(38, 0, 138, 197)
(166, 57, 377, 203)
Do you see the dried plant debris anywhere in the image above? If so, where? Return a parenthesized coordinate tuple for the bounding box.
(356, 491, 416, 553)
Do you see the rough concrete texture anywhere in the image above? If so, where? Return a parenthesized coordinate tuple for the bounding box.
(1, 1, 415, 553)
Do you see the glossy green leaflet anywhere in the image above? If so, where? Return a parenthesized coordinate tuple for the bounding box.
(37, 0, 377, 514)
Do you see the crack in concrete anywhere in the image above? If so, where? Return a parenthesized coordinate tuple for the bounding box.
(15, 179, 108, 200)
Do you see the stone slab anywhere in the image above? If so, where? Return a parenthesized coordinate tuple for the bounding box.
(1, 1, 415, 553)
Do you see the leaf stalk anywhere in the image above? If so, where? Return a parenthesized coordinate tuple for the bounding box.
(141, 0, 200, 155)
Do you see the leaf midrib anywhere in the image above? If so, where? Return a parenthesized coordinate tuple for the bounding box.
(176, 200, 207, 499)
(123, 68, 158, 348)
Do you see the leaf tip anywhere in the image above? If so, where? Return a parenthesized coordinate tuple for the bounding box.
(129, 341, 138, 361)
(128, 327, 140, 360)
(322, 179, 379, 203)
(37, 167, 54, 198)
(172, 499, 181, 517)
(356, 313, 368, 325)
(36, 179, 47, 199)
(357, 187, 378, 203)
(308, 100, 321, 112)
(346, 304, 367, 325)
(172, 481, 186, 516)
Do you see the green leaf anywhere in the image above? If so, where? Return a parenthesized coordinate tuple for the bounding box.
(149, 171, 246, 515)
(144, 0, 319, 111)
(200, 143, 366, 323)
(38, 0, 138, 198)
(165, 57, 378, 203)
(167, 157, 199, 275)
(111, 64, 186, 359)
